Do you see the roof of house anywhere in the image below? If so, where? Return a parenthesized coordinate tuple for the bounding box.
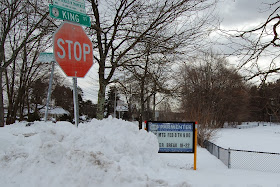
(40, 107, 70, 115)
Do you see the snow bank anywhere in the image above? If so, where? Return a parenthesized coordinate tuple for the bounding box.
(3, 119, 279, 186)
(0, 117, 171, 187)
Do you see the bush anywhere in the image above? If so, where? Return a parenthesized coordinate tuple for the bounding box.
(28, 112, 40, 122)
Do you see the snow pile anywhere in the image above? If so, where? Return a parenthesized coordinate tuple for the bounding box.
(0, 117, 172, 187)
(2, 119, 279, 186)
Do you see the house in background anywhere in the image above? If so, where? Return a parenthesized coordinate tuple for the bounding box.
(39, 106, 70, 122)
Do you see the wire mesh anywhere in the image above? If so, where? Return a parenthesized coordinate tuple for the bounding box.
(218, 147, 229, 167)
(204, 140, 280, 173)
(231, 149, 280, 173)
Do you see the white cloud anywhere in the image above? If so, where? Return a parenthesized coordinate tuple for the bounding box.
(218, 0, 276, 29)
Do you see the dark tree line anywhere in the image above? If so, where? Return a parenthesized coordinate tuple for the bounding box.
(249, 80, 280, 123)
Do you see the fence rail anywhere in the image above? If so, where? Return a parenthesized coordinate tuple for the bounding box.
(204, 140, 280, 173)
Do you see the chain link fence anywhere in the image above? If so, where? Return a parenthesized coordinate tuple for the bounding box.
(204, 140, 280, 173)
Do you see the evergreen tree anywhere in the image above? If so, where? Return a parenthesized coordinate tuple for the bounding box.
(105, 86, 119, 118)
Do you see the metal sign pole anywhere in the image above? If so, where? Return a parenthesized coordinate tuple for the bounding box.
(44, 61, 55, 122)
(73, 77, 79, 127)
(194, 122, 198, 170)
(114, 91, 117, 118)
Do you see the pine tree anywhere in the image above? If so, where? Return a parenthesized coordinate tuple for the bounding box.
(105, 86, 119, 118)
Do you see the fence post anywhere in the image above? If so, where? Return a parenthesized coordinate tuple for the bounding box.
(228, 148, 231, 169)
(218, 146, 220, 159)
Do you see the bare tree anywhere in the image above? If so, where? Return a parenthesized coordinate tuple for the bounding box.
(221, 1, 280, 81)
(178, 51, 249, 145)
(4, 40, 51, 124)
(87, 0, 217, 119)
(123, 57, 170, 127)
(0, 0, 54, 126)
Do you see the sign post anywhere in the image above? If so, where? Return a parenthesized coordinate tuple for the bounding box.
(73, 77, 79, 127)
(194, 122, 198, 170)
(44, 62, 55, 122)
(38, 52, 55, 122)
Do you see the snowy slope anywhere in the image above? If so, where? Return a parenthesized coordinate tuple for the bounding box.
(0, 118, 279, 187)
(214, 123, 280, 153)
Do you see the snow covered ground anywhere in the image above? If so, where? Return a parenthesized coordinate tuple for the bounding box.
(214, 122, 280, 153)
(0, 119, 279, 187)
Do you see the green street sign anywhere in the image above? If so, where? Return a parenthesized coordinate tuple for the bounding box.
(38, 52, 54, 63)
(49, 4, 91, 27)
(53, 0, 86, 14)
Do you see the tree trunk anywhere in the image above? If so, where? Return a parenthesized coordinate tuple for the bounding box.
(0, 70, 4, 127)
(96, 82, 106, 120)
(153, 92, 156, 121)
(146, 94, 150, 120)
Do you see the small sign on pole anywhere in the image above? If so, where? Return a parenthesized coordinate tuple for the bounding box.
(116, 105, 128, 112)
(38, 52, 55, 63)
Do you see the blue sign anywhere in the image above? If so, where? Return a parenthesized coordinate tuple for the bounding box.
(147, 121, 195, 153)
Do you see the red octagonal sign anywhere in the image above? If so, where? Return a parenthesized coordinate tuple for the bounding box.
(53, 22, 93, 77)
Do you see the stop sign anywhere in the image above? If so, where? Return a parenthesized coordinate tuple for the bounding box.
(53, 22, 93, 77)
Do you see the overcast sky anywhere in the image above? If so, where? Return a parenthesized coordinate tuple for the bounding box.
(217, 0, 276, 29)
(211, 0, 276, 53)
(80, 0, 279, 103)
(214, 0, 279, 82)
